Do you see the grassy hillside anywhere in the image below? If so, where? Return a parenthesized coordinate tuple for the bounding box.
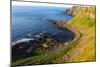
(63, 6, 96, 62)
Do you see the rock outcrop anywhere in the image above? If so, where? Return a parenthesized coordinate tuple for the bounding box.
(65, 6, 96, 20)
(12, 32, 59, 61)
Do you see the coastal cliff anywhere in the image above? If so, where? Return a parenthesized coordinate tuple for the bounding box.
(63, 6, 96, 62)
(65, 6, 95, 20)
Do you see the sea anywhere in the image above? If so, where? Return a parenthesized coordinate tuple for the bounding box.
(12, 5, 74, 43)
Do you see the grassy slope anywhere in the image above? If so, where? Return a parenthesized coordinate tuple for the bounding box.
(63, 6, 96, 62)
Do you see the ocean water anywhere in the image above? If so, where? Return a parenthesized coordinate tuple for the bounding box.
(12, 6, 74, 42)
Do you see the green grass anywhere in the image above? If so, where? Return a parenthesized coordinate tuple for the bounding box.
(64, 6, 96, 62)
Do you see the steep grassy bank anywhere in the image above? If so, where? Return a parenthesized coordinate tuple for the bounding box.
(63, 6, 96, 62)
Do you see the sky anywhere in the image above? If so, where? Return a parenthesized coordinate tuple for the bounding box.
(12, 1, 74, 8)
(12, 0, 96, 5)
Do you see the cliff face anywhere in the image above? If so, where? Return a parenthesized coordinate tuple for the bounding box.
(64, 6, 96, 62)
(65, 6, 96, 20)
(65, 6, 80, 16)
(66, 6, 96, 28)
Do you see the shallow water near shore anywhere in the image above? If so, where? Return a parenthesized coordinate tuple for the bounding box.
(12, 6, 74, 43)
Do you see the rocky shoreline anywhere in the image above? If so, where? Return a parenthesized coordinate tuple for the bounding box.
(12, 29, 74, 61)
(12, 8, 76, 62)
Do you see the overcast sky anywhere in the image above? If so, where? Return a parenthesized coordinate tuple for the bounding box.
(12, 1, 74, 8)
(12, 0, 96, 5)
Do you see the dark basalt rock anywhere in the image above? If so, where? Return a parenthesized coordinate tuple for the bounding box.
(12, 30, 74, 62)
(47, 19, 67, 29)
(12, 32, 59, 61)
(12, 39, 39, 61)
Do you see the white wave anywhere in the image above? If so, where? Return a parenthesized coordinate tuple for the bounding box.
(12, 38, 34, 45)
